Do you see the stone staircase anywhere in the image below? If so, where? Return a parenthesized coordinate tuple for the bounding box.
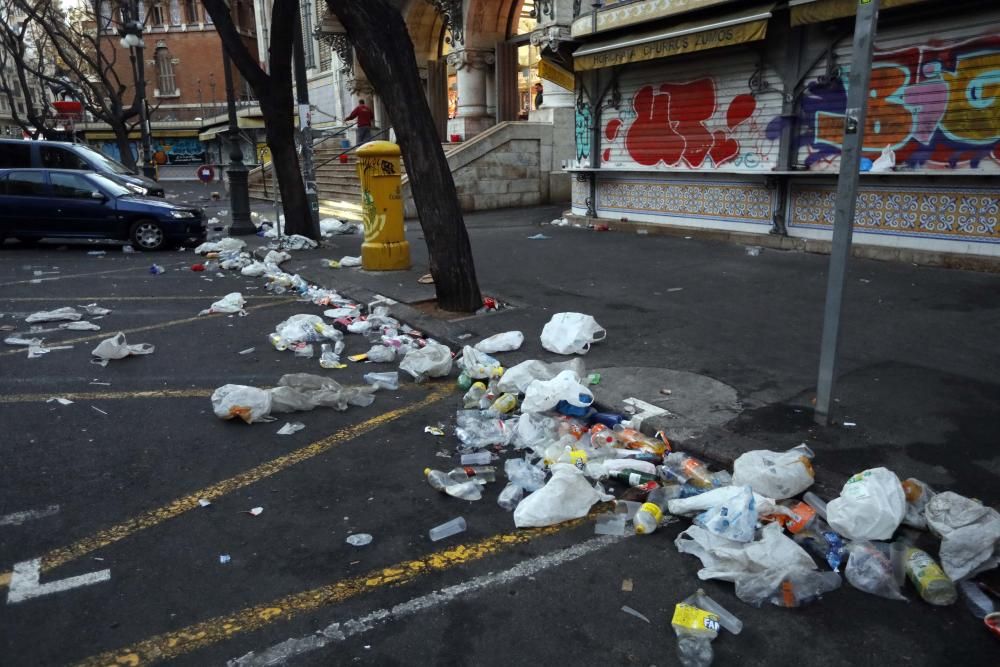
(248, 136, 459, 222)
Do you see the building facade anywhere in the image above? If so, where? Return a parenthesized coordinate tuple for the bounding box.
(568, 0, 1000, 258)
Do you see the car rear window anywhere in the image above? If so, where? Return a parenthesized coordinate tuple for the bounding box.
(4, 171, 47, 196)
(41, 146, 89, 170)
(0, 142, 31, 168)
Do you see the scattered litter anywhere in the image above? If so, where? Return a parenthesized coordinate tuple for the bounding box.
(198, 499, 211, 507)
(746, 246, 762, 256)
(595, 513, 627, 536)
(246, 507, 264, 516)
(425, 425, 446, 437)
(87, 250, 106, 256)
(5, 336, 43, 347)
(25, 307, 81, 323)
(149, 264, 165, 275)
(527, 233, 550, 240)
(89, 381, 111, 386)
(429, 517, 466, 542)
(667, 287, 684, 292)
(211, 374, 376, 423)
(60, 321, 101, 331)
(474, 331, 524, 354)
(219, 554, 231, 564)
(843, 421, 857, 427)
(238, 347, 256, 355)
(339, 256, 362, 268)
(47, 397, 74, 406)
(91, 406, 108, 415)
(540, 312, 606, 355)
(199, 292, 246, 316)
(417, 273, 434, 284)
(122, 244, 134, 253)
(277, 422, 306, 436)
(91, 333, 155, 366)
(399, 342, 453, 382)
(827, 468, 906, 541)
(346, 533, 373, 546)
(621, 605, 650, 623)
(621, 578, 633, 592)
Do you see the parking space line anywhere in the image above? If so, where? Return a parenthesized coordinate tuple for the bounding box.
(74, 521, 585, 667)
(0, 384, 421, 404)
(0, 296, 289, 302)
(0, 263, 188, 288)
(0, 384, 452, 591)
(0, 300, 293, 358)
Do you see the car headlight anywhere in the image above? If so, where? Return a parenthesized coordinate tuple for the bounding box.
(125, 182, 149, 195)
(170, 210, 195, 219)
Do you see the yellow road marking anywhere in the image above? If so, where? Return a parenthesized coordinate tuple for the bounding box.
(0, 263, 181, 288)
(0, 383, 421, 404)
(0, 300, 292, 358)
(0, 384, 453, 590)
(0, 295, 288, 302)
(75, 521, 579, 666)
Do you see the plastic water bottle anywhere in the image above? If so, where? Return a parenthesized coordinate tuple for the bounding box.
(462, 382, 487, 409)
(663, 452, 714, 488)
(490, 393, 518, 414)
(429, 517, 466, 542)
(634, 485, 676, 535)
(319, 343, 340, 368)
(905, 547, 957, 605)
(802, 491, 829, 520)
(497, 483, 523, 511)
(958, 580, 996, 619)
(268, 333, 288, 351)
(455, 411, 512, 448)
(589, 424, 617, 448)
(461, 451, 492, 466)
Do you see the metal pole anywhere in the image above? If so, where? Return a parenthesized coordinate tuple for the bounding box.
(293, 7, 321, 236)
(222, 45, 255, 235)
(814, 0, 881, 425)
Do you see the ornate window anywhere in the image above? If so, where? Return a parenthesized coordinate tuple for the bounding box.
(156, 46, 177, 95)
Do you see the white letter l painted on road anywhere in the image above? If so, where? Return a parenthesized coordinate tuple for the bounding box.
(6, 558, 111, 605)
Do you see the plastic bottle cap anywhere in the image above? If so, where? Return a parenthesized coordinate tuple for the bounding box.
(423, 468, 432, 476)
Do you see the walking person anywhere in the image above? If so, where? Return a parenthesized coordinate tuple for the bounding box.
(346, 99, 374, 145)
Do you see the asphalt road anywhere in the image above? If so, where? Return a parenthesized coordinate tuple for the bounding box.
(0, 221, 997, 666)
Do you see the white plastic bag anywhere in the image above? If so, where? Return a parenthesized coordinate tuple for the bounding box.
(497, 358, 586, 394)
(693, 486, 758, 543)
(211, 385, 273, 423)
(195, 237, 245, 254)
(474, 331, 524, 354)
(827, 467, 906, 541)
(91, 332, 155, 363)
(282, 234, 317, 250)
(457, 346, 502, 379)
(520, 369, 593, 414)
(540, 312, 606, 355)
(732, 445, 815, 499)
(263, 250, 290, 266)
(667, 485, 779, 519)
(26, 307, 82, 323)
(513, 464, 611, 528)
(365, 345, 397, 363)
(845, 542, 907, 601)
(241, 261, 268, 277)
(870, 146, 895, 173)
(399, 341, 453, 382)
(275, 314, 324, 342)
(339, 255, 362, 267)
(675, 522, 816, 584)
(924, 491, 1000, 581)
(200, 292, 245, 315)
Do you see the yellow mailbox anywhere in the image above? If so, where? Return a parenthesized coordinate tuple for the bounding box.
(356, 141, 411, 271)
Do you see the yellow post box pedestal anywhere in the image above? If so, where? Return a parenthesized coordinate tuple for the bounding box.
(356, 141, 411, 271)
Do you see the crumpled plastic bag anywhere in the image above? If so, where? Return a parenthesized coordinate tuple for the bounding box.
(269, 373, 377, 412)
(280, 234, 317, 250)
(667, 485, 779, 519)
(513, 463, 611, 528)
(540, 312, 606, 355)
(497, 358, 586, 394)
(91, 332, 155, 364)
(365, 344, 396, 363)
(262, 250, 291, 266)
(734, 566, 842, 608)
(924, 491, 1000, 581)
(339, 256, 362, 267)
(211, 384, 274, 423)
(693, 486, 758, 543)
(513, 412, 560, 450)
(195, 237, 245, 254)
(520, 369, 593, 414)
(320, 218, 355, 236)
(827, 467, 906, 541)
(505, 457, 547, 492)
(474, 331, 524, 354)
(675, 522, 816, 584)
(241, 261, 268, 277)
(26, 307, 82, 323)
(200, 292, 245, 315)
(275, 314, 325, 342)
(457, 346, 502, 379)
(732, 445, 815, 499)
(399, 341, 453, 382)
(902, 478, 935, 529)
(845, 541, 907, 601)
(60, 321, 100, 331)
(870, 146, 895, 173)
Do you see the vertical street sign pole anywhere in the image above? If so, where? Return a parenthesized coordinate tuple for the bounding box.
(815, 0, 881, 425)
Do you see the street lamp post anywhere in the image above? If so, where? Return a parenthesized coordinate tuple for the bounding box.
(222, 46, 254, 236)
(118, 4, 156, 179)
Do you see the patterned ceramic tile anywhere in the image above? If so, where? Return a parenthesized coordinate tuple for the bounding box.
(790, 185, 1000, 242)
(597, 178, 773, 224)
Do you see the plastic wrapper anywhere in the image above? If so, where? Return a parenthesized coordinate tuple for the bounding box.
(513, 463, 612, 528)
(200, 292, 245, 315)
(25, 307, 81, 323)
(457, 346, 502, 379)
(365, 345, 397, 363)
(497, 358, 587, 394)
(399, 341, 453, 382)
(540, 312, 607, 355)
(924, 491, 1000, 581)
(693, 486, 758, 543)
(734, 567, 841, 608)
(211, 385, 274, 423)
(275, 314, 325, 343)
(474, 331, 524, 354)
(845, 541, 907, 601)
(667, 485, 778, 519)
(270, 373, 376, 412)
(826, 467, 906, 541)
(195, 237, 245, 254)
(520, 369, 594, 414)
(505, 457, 547, 492)
(731, 445, 814, 499)
(91, 332, 155, 363)
(675, 523, 817, 584)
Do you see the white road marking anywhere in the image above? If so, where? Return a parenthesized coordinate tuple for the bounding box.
(0, 505, 60, 527)
(229, 535, 622, 667)
(6, 558, 111, 604)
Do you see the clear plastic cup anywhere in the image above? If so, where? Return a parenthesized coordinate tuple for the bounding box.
(429, 517, 467, 542)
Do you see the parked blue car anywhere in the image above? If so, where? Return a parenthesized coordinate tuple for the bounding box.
(0, 169, 205, 250)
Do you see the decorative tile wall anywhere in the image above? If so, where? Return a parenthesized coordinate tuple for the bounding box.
(597, 178, 774, 225)
(789, 184, 1000, 243)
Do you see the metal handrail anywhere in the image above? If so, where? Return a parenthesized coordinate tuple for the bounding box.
(314, 127, 391, 171)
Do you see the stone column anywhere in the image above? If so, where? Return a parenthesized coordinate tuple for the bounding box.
(529, 22, 578, 201)
(446, 47, 495, 140)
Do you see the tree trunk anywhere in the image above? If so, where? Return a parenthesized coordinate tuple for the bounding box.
(326, 0, 482, 313)
(262, 98, 312, 237)
(111, 122, 137, 170)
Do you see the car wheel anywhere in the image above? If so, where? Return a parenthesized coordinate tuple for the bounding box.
(130, 219, 166, 251)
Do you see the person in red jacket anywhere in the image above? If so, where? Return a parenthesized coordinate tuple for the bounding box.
(346, 99, 374, 145)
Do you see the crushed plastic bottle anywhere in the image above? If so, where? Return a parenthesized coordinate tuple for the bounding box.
(268, 333, 288, 351)
(462, 382, 487, 409)
(424, 467, 485, 501)
(429, 517, 466, 542)
(634, 485, 680, 535)
(663, 452, 714, 488)
(364, 371, 400, 390)
(958, 580, 996, 619)
(319, 343, 341, 368)
(455, 411, 514, 449)
(905, 546, 957, 606)
(497, 483, 523, 511)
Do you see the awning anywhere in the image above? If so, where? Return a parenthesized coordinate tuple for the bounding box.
(790, 0, 929, 26)
(571, 0, 735, 38)
(573, 4, 773, 72)
(538, 59, 575, 90)
(198, 126, 228, 142)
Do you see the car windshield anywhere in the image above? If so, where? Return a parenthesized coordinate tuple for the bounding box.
(74, 145, 134, 175)
(87, 172, 131, 197)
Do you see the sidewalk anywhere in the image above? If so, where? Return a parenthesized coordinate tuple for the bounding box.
(282, 204, 1000, 506)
